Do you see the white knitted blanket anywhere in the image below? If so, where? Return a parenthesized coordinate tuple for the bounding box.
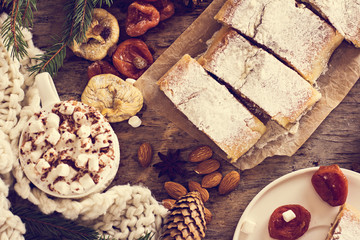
(0, 13, 168, 240)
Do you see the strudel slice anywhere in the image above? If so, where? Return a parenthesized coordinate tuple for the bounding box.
(215, 0, 344, 84)
(198, 28, 321, 129)
(326, 204, 360, 240)
(157, 54, 266, 162)
(301, 0, 360, 47)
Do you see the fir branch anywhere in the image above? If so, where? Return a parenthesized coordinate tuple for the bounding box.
(21, 0, 37, 27)
(1, 0, 36, 59)
(28, 41, 67, 76)
(1, 0, 28, 59)
(94, 0, 113, 7)
(12, 205, 99, 240)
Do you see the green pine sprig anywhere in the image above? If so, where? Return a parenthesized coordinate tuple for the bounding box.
(12, 205, 99, 240)
(1, 0, 113, 77)
(1, 0, 37, 60)
(12, 204, 154, 240)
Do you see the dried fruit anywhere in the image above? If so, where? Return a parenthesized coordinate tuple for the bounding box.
(112, 39, 153, 79)
(70, 8, 119, 61)
(188, 145, 213, 162)
(204, 207, 212, 224)
(161, 192, 207, 239)
(202, 171, 222, 188)
(188, 181, 209, 203)
(195, 159, 220, 175)
(87, 60, 120, 80)
(164, 181, 188, 199)
(126, 1, 160, 37)
(311, 164, 348, 206)
(158, 1, 175, 21)
(182, 0, 203, 8)
(154, 149, 186, 180)
(81, 74, 143, 123)
(218, 171, 240, 195)
(162, 198, 176, 210)
(137, 142, 153, 168)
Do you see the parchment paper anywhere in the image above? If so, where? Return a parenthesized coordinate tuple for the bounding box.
(135, 0, 360, 170)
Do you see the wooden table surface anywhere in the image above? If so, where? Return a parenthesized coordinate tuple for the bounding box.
(26, 0, 360, 239)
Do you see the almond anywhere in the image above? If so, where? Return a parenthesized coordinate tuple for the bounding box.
(137, 142, 153, 168)
(195, 159, 220, 175)
(218, 171, 240, 195)
(202, 171, 222, 188)
(188, 145, 213, 162)
(188, 181, 209, 203)
(204, 207, 212, 224)
(164, 181, 188, 199)
(162, 198, 176, 210)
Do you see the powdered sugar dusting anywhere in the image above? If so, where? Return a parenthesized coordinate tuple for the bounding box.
(302, 0, 360, 46)
(331, 207, 360, 240)
(216, 0, 341, 82)
(201, 29, 320, 127)
(158, 55, 264, 159)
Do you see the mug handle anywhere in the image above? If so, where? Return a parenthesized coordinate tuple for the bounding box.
(35, 72, 60, 107)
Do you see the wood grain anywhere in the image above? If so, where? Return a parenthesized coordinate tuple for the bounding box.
(17, 0, 360, 239)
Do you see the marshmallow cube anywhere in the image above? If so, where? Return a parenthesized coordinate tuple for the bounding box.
(88, 157, 99, 172)
(59, 103, 75, 115)
(73, 111, 87, 125)
(53, 181, 71, 195)
(95, 133, 109, 148)
(241, 220, 256, 234)
(46, 113, 60, 128)
(29, 150, 42, 163)
(76, 154, 89, 168)
(77, 125, 91, 139)
(128, 116, 141, 128)
(45, 128, 61, 145)
(60, 132, 76, 144)
(21, 141, 32, 153)
(28, 120, 45, 133)
(70, 181, 85, 194)
(78, 138, 92, 152)
(79, 174, 95, 190)
(43, 148, 58, 162)
(34, 133, 46, 146)
(35, 158, 50, 174)
(56, 163, 70, 177)
(282, 209, 296, 222)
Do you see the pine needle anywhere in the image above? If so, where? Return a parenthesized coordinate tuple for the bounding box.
(12, 205, 99, 240)
(28, 41, 67, 76)
(1, 0, 28, 60)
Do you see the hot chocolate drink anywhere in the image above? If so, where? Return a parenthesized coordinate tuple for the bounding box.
(19, 100, 120, 198)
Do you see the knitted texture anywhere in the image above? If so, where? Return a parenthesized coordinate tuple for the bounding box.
(0, 13, 168, 240)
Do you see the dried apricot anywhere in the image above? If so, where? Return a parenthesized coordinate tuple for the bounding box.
(112, 39, 153, 79)
(311, 164, 348, 206)
(152, 0, 175, 21)
(87, 60, 120, 80)
(126, 1, 160, 37)
(268, 204, 311, 240)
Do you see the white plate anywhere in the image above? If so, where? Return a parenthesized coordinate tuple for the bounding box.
(233, 167, 360, 240)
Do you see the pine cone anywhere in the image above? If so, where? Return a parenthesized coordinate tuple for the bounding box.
(161, 191, 207, 240)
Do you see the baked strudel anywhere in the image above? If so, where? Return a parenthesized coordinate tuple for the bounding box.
(157, 54, 266, 162)
(301, 0, 360, 47)
(198, 27, 321, 129)
(326, 204, 360, 240)
(215, 0, 344, 84)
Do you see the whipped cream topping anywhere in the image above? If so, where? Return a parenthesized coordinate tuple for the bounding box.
(19, 100, 119, 197)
